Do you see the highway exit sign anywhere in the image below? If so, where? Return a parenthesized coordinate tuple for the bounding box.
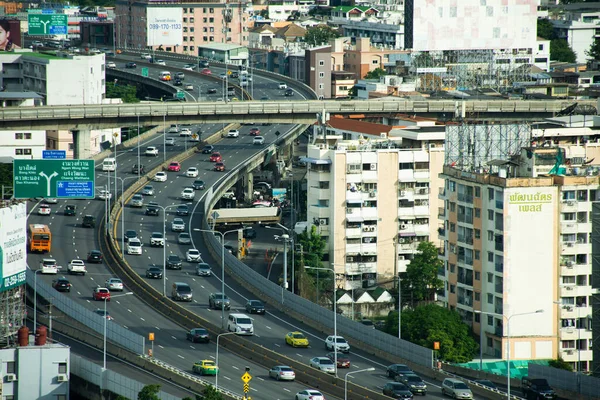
(28, 13, 68, 35)
(141, 68, 149, 77)
(13, 159, 95, 199)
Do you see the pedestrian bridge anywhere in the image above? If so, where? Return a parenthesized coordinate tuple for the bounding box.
(0, 99, 597, 130)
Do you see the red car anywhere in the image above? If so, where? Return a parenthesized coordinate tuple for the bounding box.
(249, 127, 260, 136)
(168, 162, 181, 172)
(214, 162, 225, 172)
(92, 287, 111, 301)
(326, 352, 350, 368)
(209, 152, 222, 162)
(201, 68, 212, 75)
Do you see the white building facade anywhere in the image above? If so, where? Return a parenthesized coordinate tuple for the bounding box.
(0, 130, 46, 160)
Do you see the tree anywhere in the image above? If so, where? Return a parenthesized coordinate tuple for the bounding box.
(202, 385, 224, 400)
(304, 25, 340, 46)
(138, 384, 160, 400)
(537, 18, 555, 40)
(295, 225, 327, 298)
(585, 38, 600, 63)
(401, 241, 443, 305)
(550, 39, 577, 63)
(364, 68, 386, 80)
(106, 82, 140, 103)
(348, 85, 358, 98)
(386, 304, 478, 363)
(548, 358, 573, 372)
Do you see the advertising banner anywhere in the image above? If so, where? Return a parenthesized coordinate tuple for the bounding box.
(0, 19, 22, 51)
(0, 203, 27, 292)
(147, 7, 182, 47)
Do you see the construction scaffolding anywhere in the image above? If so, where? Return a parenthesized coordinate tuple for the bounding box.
(0, 286, 26, 348)
(444, 123, 532, 172)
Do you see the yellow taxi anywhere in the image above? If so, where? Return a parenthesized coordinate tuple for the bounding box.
(192, 360, 218, 375)
(285, 331, 310, 348)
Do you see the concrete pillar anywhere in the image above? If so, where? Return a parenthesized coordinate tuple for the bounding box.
(71, 129, 92, 159)
(246, 172, 254, 202)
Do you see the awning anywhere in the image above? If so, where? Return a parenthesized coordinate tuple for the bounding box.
(363, 213, 378, 220)
(346, 199, 363, 204)
(399, 232, 417, 237)
(346, 215, 364, 223)
(301, 157, 332, 165)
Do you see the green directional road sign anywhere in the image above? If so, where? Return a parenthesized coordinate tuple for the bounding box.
(141, 68, 149, 77)
(27, 13, 68, 35)
(13, 160, 95, 199)
(176, 91, 186, 99)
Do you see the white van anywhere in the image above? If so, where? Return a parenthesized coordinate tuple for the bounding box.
(227, 313, 254, 335)
(159, 71, 172, 81)
(102, 158, 117, 172)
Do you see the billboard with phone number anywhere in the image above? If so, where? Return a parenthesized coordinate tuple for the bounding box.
(147, 7, 182, 47)
(0, 203, 27, 292)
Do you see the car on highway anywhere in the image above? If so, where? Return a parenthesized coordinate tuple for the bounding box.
(398, 374, 428, 395)
(309, 357, 335, 374)
(178, 233, 192, 245)
(141, 185, 155, 196)
(285, 88, 294, 97)
(269, 366, 295, 381)
(202, 145, 214, 154)
(192, 360, 218, 376)
(40, 258, 60, 274)
(185, 167, 199, 177)
(199, 60, 209, 68)
(295, 390, 325, 400)
(92, 287, 111, 301)
(474, 379, 496, 390)
(180, 187, 195, 200)
(154, 171, 168, 182)
(130, 194, 144, 207)
(166, 254, 183, 270)
(249, 127, 260, 136)
(127, 238, 143, 255)
(174, 72, 185, 80)
(201, 68, 212, 75)
(227, 129, 239, 138)
(214, 162, 225, 172)
(105, 278, 124, 291)
(155, 59, 166, 66)
(387, 364, 414, 380)
(38, 204, 52, 215)
(278, 82, 287, 89)
(184, 83, 194, 90)
(97, 189, 112, 201)
(207, 88, 217, 94)
(52, 277, 72, 293)
(179, 128, 192, 137)
(253, 136, 265, 145)
(64, 204, 77, 216)
(441, 378, 472, 400)
(124, 230, 138, 242)
(171, 218, 185, 232)
(187, 328, 210, 343)
(146, 267, 163, 279)
(146, 202, 160, 216)
(87, 250, 103, 263)
(141, 53, 151, 59)
(192, 180, 206, 190)
(125, 62, 137, 69)
(145, 146, 159, 156)
(245, 300, 265, 315)
(176, 204, 189, 216)
(326, 352, 350, 368)
(209, 152, 222, 162)
(196, 263, 211, 276)
(106, 61, 116, 68)
(95, 309, 114, 321)
(325, 335, 350, 353)
(67, 259, 87, 275)
(209, 293, 231, 310)
(150, 232, 165, 247)
(186, 249, 201, 262)
(383, 382, 414, 399)
(168, 125, 180, 134)
(218, 72, 227, 80)
(183, 64, 195, 71)
(132, 164, 145, 174)
(285, 331, 309, 347)
(243, 228, 257, 240)
(165, 137, 176, 146)
(168, 161, 181, 171)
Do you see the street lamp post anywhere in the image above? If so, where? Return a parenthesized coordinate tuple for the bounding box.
(156, 204, 190, 296)
(344, 367, 375, 400)
(216, 331, 236, 390)
(99, 174, 138, 258)
(33, 269, 43, 332)
(266, 224, 294, 299)
(474, 309, 544, 398)
(194, 227, 247, 329)
(103, 292, 133, 370)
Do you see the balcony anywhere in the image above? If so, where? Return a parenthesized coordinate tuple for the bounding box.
(414, 224, 429, 236)
(560, 221, 578, 234)
(559, 327, 580, 341)
(309, 204, 330, 219)
(414, 205, 429, 216)
(559, 348, 578, 361)
(362, 170, 378, 182)
(345, 242, 361, 253)
(399, 189, 414, 200)
(361, 243, 378, 254)
(398, 207, 416, 217)
(345, 227, 362, 238)
(399, 224, 416, 235)
(345, 262, 376, 274)
(414, 187, 430, 197)
(398, 169, 415, 181)
(457, 274, 474, 287)
(560, 200, 578, 212)
(315, 188, 331, 199)
(398, 242, 419, 253)
(438, 207, 446, 218)
(414, 170, 429, 180)
(361, 207, 378, 220)
(438, 187, 446, 199)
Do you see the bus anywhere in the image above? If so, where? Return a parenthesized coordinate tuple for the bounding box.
(102, 157, 117, 171)
(28, 224, 52, 253)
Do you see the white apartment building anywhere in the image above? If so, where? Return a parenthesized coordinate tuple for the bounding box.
(305, 118, 445, 289)
(553, 19, 600, 64)
(0, 130, 46, 160)
(438, 123, 600, 371)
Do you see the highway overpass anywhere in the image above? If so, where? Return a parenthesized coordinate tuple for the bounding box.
(1, 98, 598, 131)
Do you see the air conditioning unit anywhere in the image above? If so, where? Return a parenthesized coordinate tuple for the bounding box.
(319, 218, 327, 226)
(400, 191, 406, 196)
(369, 191, 376, 197)
(57, 374, 68, 382)
(566, 286, 574, 291)
(566, 242, 574, 247)
(400, 224, 407, 230)
(566, 349, 574, 355)
(370, 163, 377, 170)
(566, 261, 574, 268)
(5, 374, 16, 382)
(567, 200, 575, 206)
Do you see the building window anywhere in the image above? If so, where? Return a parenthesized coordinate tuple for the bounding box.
(15, 132, 32, 139)
(204, 36, 208, 41)
(488, 188, 494, 200)
(487, 293, 493, 304)
(209, 37, 214, 42)
(183, 46, 188, 51)
(488, 251, 494, 262)
(190, 36, 195, 42)
(475, 250, 480, 260)
(68, 143, 74, 151)
(203, 17, 207, 23)
(487, 231, 494, 241)
(450, 284, 455, 294)
(319, 84, 324, 89)
(183, 36, 188, 41)
(475, 208, 481, 218)
(487, 273, 493, 283)
(474, 313, 480, 323)
(209, 18, 214, 23)
(183, 7, 188, 13)
(488, 210, 494, 221)
(183, 17, 187, 22)
(209, 27, 214, 32)
(6, 361, 15, 373)
(475, 292, 480, 301)
(475, 187, 481, 197)
(190, 27, 195, 32)
(449, 202, 456, 212)
(475, 271, 481, 280)
(449, 263, 455, 273)
(487, 315, 493, 326)
(56, 396, 66, 400)
(190, 7, 194, 12)
(58, 362, 67, 373)
(319, 72, 325, 78)
(450, 223, 456, 233)
(209, 8, 214, 13)
(190, 17, 194, 23)
(475, 229, 480, 239)
(189, 46, 194, 51)
(372, 59, 378, 64)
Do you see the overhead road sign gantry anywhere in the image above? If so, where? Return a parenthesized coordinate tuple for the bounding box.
(13, 159, 95, 199)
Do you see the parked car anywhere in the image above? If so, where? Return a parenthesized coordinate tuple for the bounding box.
(441, 378, 473, 400)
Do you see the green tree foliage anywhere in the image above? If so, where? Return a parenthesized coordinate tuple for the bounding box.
(401, 241, 443, 305)
(537, 18, 555, 40)
(548, 358, 573, 372)
(138, 384, 160, 400)
(202, 385, 224, 400)
(551, 39, 577, 63)
(348, 85, 358, 97)
(106, 82, 140, 103)
(295, 225, 327, 297)
(0, 163, 12, 188)
(304, 25, 340, 46)
(115, 396, 130, 400)
(364, 68, 386, 80)
(585, 38, 600, 62)
(386, 304, 478, 363)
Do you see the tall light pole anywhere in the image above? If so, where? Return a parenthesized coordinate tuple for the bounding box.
(103, 292, 133, 370)
(33, 269, 43, 332)
(345, 367, 375, 400)
(306, 265, 338, 376)
(99, 174, 138, 258)
(475, 309, 544, 398)
(194, 227, 247, 329)
(216, 332, 236, 390)
(156, 204, 190, 296)
(398, 274, 402, 339)
(266, 224, 294, 298)
(137, 115, 141, 178)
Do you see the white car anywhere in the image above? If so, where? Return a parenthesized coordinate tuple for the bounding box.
(38, 204, 51, 215)
(97, 189, 112, 200)
(253, 136, 265, 145)
(325, 335, 350, 353)
(184, 83, 194, 90)
(227, 129, 239, 138)
(67, 259, 87, 275)
(155, 59, 166, 66)
(181, 187, 195, 200)
(295, 390, 325, 400)
(106, 61, 117, 68)
(168, 125, 179, 134)
(44, 198, 58, 204)
(278, 82, 287, 89)
(185, 167, 199, 177)
(141, 53, 151, 60)
(105, 278, 124, 291)
(165, 137, 176, 146)
(154, 172, 167, 182)
(179, 128, 192, 137)
(309, 357, 336, 374)
(222, 190, 236, 200)
(171, 217, 185, 232)
(183, 64, 195, 71)
(150, 232, 165, 247)
(145, 146, 159, 156)
(127, 238, 143, 255)
(40, 258, 60, 274)
(186, 249, 202, 262)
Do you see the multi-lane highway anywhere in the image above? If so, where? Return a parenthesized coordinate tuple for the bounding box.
(26, 56, 459, 399)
